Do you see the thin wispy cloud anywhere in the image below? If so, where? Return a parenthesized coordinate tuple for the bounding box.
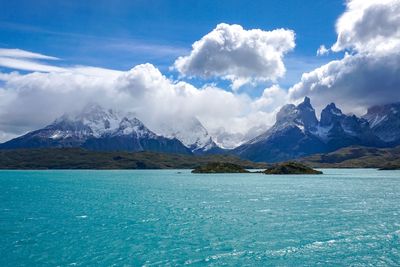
(0, 57, 65, 73)
(0, 48, 59, 60)
(0, 48, 64, 72)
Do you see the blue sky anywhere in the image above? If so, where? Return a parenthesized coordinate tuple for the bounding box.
(0, 0, 345, 91)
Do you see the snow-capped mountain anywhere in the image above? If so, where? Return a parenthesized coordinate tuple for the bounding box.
(316, 103, 381, 151)
(363, 102, 400, 145)
(234, 97, 383, 162)
(156, 116, 222, 154)
(275, 96, 318, 132)
(3, 99, 400, 161)
(234, 97, 326, 162)
(0, 104, 191, 154)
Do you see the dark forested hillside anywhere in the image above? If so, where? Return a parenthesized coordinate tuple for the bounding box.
(0, 148, 266, 169)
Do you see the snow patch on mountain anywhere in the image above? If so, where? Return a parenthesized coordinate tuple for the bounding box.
(366, 114, 388, 128)
(311, 125, 332, 141)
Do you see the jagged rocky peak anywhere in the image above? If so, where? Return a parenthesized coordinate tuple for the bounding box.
(297, 96, 312, 110)
(275, 96, 318, 131)
(320, 103, 344, 126)
(318, 101, 372, 140)
(297, 97, 318, 128)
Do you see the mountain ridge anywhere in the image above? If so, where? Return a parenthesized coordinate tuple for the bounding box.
(234, 97, 395, 162)
(2, 99, 400, 163)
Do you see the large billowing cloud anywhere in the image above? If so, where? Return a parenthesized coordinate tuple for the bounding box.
(0, 52, 286, 147)
(174, 23, 295, 90)
(289, 53, 400, 114)
(332, 0, 400, 54)
(290, 0, 400, 114)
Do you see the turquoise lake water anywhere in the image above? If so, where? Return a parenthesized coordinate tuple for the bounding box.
(1, 169, 400, 266)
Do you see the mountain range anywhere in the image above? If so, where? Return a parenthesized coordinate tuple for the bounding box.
(0, 104, 193, 154)
(233, 97, 400, 162)
(234, 97, 391, 162)
(1, 98, 400, 162)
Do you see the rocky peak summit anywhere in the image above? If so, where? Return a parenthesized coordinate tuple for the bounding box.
(275, 97, 318, 131)
(320, 103, 343, 126)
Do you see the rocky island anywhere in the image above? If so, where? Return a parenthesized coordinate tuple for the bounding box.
(264, 162, 322, 175)
(192, 162, 250, 173)
(192, 161, 322, 175)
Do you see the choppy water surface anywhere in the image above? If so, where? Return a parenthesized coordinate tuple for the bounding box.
(1, 169, 400, 266)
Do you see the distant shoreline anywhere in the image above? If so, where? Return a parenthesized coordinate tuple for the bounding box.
(0, 147, 399, 170)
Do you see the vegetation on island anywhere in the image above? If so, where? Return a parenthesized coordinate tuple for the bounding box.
(191, 162, 250, 173)
(191, 161, 321, 174)
(263, 162, 322, 175)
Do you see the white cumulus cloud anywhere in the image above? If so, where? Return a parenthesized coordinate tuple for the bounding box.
(332, 0, 400, 54)
(173, 23, 295, 90)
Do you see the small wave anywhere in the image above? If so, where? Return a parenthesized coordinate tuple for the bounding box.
(76, 215, 87, 219)
(204, 250, 246, 262)
(305, 239, 337, 249)
(184, 258, 203, 265)
(268, 239, 337, 257)
(141, 218, 159, 223)
(256, 209, 271, 213)
(267, 246, 299, 257)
